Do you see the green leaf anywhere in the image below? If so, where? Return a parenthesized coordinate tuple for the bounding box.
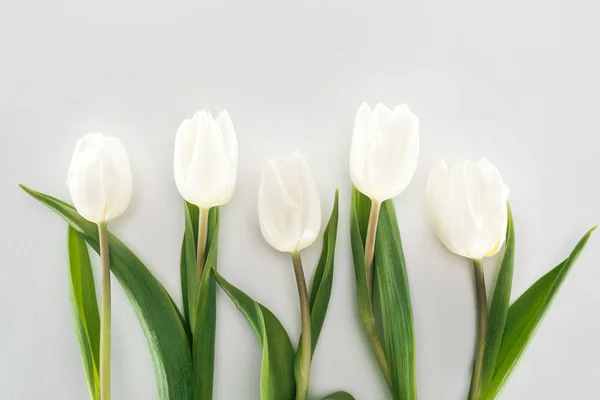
(191, 205, 220, 400)
(349, 188, 378, 338)
(295, 190, 339, 368)
(180, 201, 198, 338)
(320, 391, 356, 400)
(373, 196, 417, 400)
(480, 204, 515, 391)
(350, 188, 392, 390)
(213, 270, 295, 400)
(67, 227, 101, 400)
(481, 226, 596, 400)
(21, 185, 193, 400)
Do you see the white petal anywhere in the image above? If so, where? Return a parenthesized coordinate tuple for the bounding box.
(366, 104, 419, 200)
(174, 110, 237, 207)
(258, 159, 302, 252)
(427, 159, 510, 259)
(372, 103, 392, 123)
(67, 133, 132, 223)
(291, 152, 321, 251)
(350, 103, 373, 196)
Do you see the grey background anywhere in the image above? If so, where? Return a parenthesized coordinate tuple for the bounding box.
(1, 1, 599, 399)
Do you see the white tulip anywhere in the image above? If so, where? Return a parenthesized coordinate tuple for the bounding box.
(427, 159, 510, 260)
(67, 133, 133, 224)
(258, 151, 321, 253)
(350, 102, 420, 201)
(173, 110, 238, 208)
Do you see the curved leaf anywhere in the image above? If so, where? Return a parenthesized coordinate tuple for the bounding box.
(480, 204, 515, 391)
(191, 205, 220, 400)
(213, 270, 295, 400)
(21, 185, 193, 400)
(295, 190, 339, 365)
(374, 197, 417, 400)
(67, 227, 101, 400)
(481, 226, 596, 400)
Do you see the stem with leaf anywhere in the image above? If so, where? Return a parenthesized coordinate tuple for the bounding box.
(469, 258, 488, 400)
(196, 207, 210, 284)
(98, 222, 111, 400)
(291, 251, 311, 400)
(364, 200, 381, 297)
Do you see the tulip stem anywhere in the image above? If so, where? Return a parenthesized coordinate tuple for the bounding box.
(196, 207, 210, 285)
(98, 222, 111, 400)
(469, 258, 488, 400)
(364, 199, 381, 297)
(291, 251, 311, 400)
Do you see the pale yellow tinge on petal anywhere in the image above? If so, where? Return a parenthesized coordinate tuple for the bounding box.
(486, 240, 502, 257)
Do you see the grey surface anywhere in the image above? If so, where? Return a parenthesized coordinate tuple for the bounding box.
(1, 1, 599, 399)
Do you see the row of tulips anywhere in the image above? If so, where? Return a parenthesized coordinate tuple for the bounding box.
(23, 102, 594, 400)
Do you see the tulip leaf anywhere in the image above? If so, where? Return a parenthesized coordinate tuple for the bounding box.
(481, 226, 596, 400)
(180, 201, 198, 340)
(479, 204, 515, 392)
(320, 391, 356, 400)
(21, 185, 193, 400)
(190, 204, 220, 400)
(350, 188, 392, 390)
(373, 195, 417, 400)
(213, 270, 295, 400)
(67, 226, 101, 400)
(295, 190, 339, 370)
(349, 188, 378, 338)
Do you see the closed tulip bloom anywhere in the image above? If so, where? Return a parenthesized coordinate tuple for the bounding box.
(427, 159, 510, 260)
(258, 151, 321, 253)
(174, 110, 238, 208)
(350, 102, 419, 202)
(67, 133, 133, 224)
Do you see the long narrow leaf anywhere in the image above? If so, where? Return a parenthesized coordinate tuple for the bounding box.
(192, 206, 220, 400)
(480, 204, 515, 390)
(67, 227, 101, 400)
(22, 185, 193, 400)
(296, 190, 339, 364)
(349, 188, 378, 335)
(181, 201, 198, 337)
(481, 226, 596, 400)
(214, 270, 295, 400)
(374, 197, 417, 400)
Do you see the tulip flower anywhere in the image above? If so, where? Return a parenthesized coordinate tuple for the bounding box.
(173, 110, 238, 283)
(67, 132, 133, 400)
(67, 133, 133, 224)
(258, 151, 321, 400)
(426, 159, 510, 260)
(427, 158, 510, 399)
(349, 102, 419, 294)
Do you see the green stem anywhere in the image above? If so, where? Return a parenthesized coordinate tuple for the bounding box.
(364, 199, 381, 297)
(469, 259, 488, 400)
(98, 222, 111, 400)
(196, 207, 210, 285)
(291, 251, 311, 400)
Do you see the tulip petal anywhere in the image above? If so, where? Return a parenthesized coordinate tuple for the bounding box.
(258, 152, 322, 253)
(291, 152, 321, 251)
(258, 160, 302, 253)
(101, 137, 133, 222)
(174, 110, 238, 208)
(367, 105, 419, 200)
(349, 103, 372, 196)
(67, 133, 132, 223)
(427, 159, 510, 259)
